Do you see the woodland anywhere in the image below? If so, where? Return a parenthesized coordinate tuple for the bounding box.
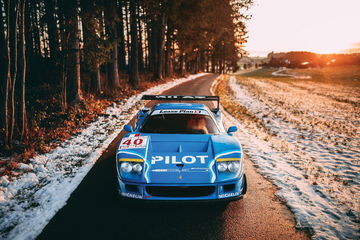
(0, 0, 252, 161)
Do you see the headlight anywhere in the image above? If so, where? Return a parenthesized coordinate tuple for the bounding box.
(132, 163, 143, 174)
(228, 162, 240, 173)
(120, 162, 133, 173)
(216, 161, 241, 174)
(119, 161, 143, 175)
(218, 162, 228, 172)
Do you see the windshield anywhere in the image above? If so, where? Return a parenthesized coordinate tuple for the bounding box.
(140, 113, 220, 134)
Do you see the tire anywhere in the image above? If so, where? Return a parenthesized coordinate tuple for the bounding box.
(242, 174, 247, 195)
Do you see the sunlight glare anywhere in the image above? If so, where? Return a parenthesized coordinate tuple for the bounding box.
(245, 0, 360, 56)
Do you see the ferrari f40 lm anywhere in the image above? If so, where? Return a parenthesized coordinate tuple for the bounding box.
(116, 95, 247, 202)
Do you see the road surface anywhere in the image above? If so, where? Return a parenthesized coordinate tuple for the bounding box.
(37, 74, 308, 240)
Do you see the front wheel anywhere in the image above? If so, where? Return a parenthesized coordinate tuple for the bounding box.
(242, 174, 247, 195)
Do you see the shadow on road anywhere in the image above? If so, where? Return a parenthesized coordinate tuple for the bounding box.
(37, 149, 227, 240)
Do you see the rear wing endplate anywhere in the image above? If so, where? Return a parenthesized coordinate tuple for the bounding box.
(141, 95, 220, 112)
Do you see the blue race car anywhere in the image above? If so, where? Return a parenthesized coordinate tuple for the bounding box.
(116, 95, 247, 202)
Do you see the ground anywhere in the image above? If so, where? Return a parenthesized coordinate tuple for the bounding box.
(215, 66, 359, 239)
(1, 68, 359, 239)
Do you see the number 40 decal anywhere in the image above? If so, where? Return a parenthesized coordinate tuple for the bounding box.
(119, 136, 148, 149)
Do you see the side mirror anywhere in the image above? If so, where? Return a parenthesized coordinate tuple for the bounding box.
(124, 125, 134, 132)
(137, 112, 146, 119)
(227, 126, 238, 134)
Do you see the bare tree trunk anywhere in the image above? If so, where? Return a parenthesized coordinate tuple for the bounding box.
(137, 3, 144, 72)
(211, 54, 216, 73)
(24, 0, 33, 78)
(0, 0, 7, 142)
(58, 0, 67, 111)
(81, 0, 102, 94)
(124, 1, 131, 67)
(93, 62, 101, 93)
(105, 0, 120, 89)
(19, 0, 27, 140)
(151, 12, 166, 81)
(3, 0, 10, 148)
(40, 6, 48, 57)
(64, 0, 83, 104)
(117, 0, 126, 72)
(108, 34, 120, 88)
(165, 21, 173, 78)
(44, 0, 59, 61)
(61, 53, 67, 111)
(180, 53, 186, 76)
(8, 0, 21, 147)
(31, 1, 41, 57)
(147, 18, 154, 72)
(144, 20, 149, 70)
(129, 0, 139, 87)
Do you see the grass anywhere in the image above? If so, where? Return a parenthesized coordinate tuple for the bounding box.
(289, 65, 360, 84)
(214, 75, 265, 131)
(237, 65, 360, 86)
(237, 68, 280, 79)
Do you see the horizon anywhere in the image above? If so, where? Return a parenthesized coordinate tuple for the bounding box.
(245, 0, 360, 57)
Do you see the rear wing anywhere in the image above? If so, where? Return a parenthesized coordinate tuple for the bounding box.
(141, 95, 220, 112)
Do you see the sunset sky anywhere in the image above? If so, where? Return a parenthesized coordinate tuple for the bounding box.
(245, 0, 360, 56)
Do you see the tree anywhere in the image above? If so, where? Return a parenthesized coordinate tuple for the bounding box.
(117, 0, 127, 72)
(129, 0, 139, 87)
(44, 0, 59, 61)
(0, 0, 253, 151)
(0, 0, 7, 141)
(81, 0, 108, 94)
(63, 0, 83, 104)
(6, 0, 20, 148)
(104, 0, 121, 89)
(19, 0, 27, 140)
(143, 0, 167, 81)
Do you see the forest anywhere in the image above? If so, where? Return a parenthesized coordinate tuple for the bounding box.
(0, 0, 252, 158)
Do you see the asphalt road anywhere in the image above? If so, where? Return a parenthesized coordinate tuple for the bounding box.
(37, 74, 308, 240)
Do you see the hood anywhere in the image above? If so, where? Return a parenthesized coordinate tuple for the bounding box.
(117, 133, 241, 184)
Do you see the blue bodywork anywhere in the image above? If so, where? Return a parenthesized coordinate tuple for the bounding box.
(116, 102, 247, 201)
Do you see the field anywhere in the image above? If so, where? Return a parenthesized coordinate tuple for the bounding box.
(216, 66, 360, 239)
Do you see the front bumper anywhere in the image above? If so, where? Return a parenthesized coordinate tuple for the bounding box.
(117, 174, 246, 202)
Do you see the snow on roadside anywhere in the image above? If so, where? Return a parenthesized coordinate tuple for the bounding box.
(211, 76, 359, 240)
(0, 73, 209, 240)
(272, 67, 311, 79)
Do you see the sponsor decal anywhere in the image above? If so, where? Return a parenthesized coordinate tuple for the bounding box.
(121, 192, 143, 199)
(218, 192, 239, 199)
(151, 155, 208, 164)
(153, 95, 212, 100)
(119, 135, 148, 149)
(152, 109, 209, 115)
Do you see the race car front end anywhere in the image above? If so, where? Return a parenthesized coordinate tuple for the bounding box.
(116, 133, 247, 202)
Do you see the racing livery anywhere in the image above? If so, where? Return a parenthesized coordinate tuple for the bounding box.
(116, 95, 247, 201)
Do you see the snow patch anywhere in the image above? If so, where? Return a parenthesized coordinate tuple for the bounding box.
(272, 67, 311, 79)
(211, 75, 359, 240)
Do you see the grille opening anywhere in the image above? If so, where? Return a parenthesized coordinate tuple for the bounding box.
(125, 184, 139, 193)
(223, 184, 235, 192)
(146, 186, 215, 198)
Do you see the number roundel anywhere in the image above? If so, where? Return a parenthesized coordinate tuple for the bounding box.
(119, 136, 148, 149)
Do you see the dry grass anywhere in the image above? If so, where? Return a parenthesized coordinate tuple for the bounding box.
(214, 75, 265, 131)
(239, 65, 360, 85)
(289, 65, 360, 84)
